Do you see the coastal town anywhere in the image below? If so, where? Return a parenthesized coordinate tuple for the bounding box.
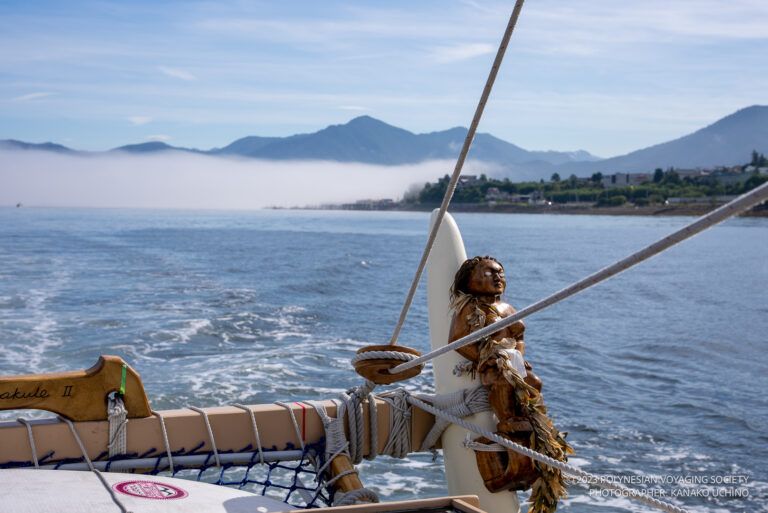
(322, 153, 768, 216)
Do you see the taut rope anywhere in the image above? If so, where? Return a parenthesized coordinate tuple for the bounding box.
(390, 181, 768, 374)
(388, 0, 526, 345)
(407, 394, 691, 513)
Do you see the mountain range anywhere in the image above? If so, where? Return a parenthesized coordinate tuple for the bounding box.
(2, 105, 766, 181)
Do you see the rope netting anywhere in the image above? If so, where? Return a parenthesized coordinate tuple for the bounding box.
(167, 442, 333, 508)
(0, 437, 333, 508)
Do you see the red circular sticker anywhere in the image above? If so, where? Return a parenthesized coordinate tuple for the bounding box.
(113, 480, 188, 500)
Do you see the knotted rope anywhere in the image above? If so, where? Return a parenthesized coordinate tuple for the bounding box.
(107, 393, 128, 458)
(309, 400, 380, 506)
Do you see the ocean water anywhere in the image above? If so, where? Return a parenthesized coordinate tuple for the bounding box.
(0, 207, 766, 512)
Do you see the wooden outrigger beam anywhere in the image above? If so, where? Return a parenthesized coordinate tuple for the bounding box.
(0, 399, 435, 467)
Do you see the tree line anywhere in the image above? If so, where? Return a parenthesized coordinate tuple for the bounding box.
(409, 153, 768, 207)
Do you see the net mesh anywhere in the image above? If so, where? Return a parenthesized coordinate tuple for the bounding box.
(1, 440, 334, 508)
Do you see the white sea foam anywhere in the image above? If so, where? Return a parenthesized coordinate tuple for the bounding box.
(0, 264, 70, 373)
(177, 318, 213, 342)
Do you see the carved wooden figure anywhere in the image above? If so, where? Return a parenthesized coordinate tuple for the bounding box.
(448, 256, 540, 492)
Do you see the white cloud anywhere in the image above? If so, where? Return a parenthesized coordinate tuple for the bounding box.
(431, 43, 495, 63)
(11, 92, 56, 102)
(339, 105, 367, 111)
(157, 66, 196, 81)
(521, 0, 768, 57)
(128, 116, 153, 126)
(146, 134, 171, 142)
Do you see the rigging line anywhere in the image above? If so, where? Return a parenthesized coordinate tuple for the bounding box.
(407, 395, 690, 513)
(387, 0, 527, 345)
(390, 180, 768, 373)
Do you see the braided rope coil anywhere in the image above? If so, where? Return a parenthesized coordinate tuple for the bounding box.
(351, 351, 419, 365)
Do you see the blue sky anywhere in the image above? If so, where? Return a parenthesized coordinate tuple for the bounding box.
(1, 0, 766, 157)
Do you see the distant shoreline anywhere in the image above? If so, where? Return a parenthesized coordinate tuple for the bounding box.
(303, 203, 768, 218)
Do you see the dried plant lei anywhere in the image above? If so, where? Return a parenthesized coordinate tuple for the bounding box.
(498, 354, 573, 513)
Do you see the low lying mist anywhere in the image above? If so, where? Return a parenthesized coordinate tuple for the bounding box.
(0, 150, 487, 210)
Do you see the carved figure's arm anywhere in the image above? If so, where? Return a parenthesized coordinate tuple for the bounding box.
(449, 304, 481, 362)
(504, 305, 526, 356)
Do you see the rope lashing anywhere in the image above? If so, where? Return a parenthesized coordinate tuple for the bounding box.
(334, 488, 381, 506)
(377, 389, 413, 459)
(388, 0, 527, 346)
(107, 392, 128, 458)
(390, 180, 768, 375)
(309, 399, 352, 469)
(416, 386, 490, 451)
(406, 395, 691, 513)
(189, 406, 221, 467)
(308, 400, 380, 506)
(58, 415, 95, 471)
(16, 418, 40, 469)
(339, 381, 376, 464)
(334, 384, 414, 462)
(275, 401, 307, 452)
(365, 387, 379, 461)
(232, 403, 266, 464)
(151, 409, 174, 473)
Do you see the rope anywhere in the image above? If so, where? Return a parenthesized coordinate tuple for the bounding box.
(107, 393, 128, 458)
(334, 488, 380, 506)
(276, 401, 306, 451)
(92, 469, 131, 513)
(388, 0, 527, 345)
(233, 403, 265, 464)
(463, 435, 505, 452)
(391, 180, 768, 374)
(309, 400, 351, 466)
(308, 399, 380, 505)
(58, 415, 95, 471)
(415, 386, 490, 451)
(350, 350, 419, 365)
(151, 410, 174, 473)
(407, 395, 690, 513)
(16, 418, 40, 469)
(377, 389, 412, 459)
(188, 406, 221, 467)
(338, 382, 376, 464)
(366, 389, 378, 460)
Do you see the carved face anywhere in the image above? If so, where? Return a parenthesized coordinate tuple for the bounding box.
(467, 259, 506, 296)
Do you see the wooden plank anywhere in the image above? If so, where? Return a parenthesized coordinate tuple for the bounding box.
(292, 495, 484, 513)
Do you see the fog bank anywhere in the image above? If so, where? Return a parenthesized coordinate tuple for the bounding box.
(0, 150, 482, 210)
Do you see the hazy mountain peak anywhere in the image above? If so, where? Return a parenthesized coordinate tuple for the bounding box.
(3, 107, 765, 181)
(111, 141, 176, 153)
(0, 139, 75, 153)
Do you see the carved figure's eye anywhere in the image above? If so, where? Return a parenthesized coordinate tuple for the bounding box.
(484, 271, 492, 277)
